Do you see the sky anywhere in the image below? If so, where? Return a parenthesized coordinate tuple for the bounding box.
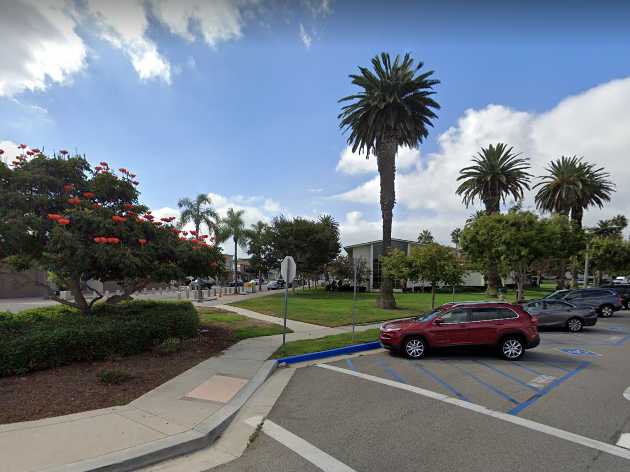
(2, 0, 630, 255)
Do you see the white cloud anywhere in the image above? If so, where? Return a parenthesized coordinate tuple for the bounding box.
(299, 23, 312, 48)
(0, 0, 87, 97)
(150, 0, 246, 47)
(85, 0, 171, 83)
(335, 77, 630, 244)
(0, 140, 21, 165)
(336, 146, 421, 175)
(263, 198, 281, 213)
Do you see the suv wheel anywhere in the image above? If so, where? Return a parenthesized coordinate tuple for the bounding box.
(500, 337, 524, 360)
(600, 304, 614, 318)
(403, 337, 426, 359)
(566, 317, 583, 332)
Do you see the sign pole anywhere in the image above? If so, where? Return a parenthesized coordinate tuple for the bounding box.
(282, 282, 288, 349)
(280, 256, 296, 352)
(352, 257, 357, 343)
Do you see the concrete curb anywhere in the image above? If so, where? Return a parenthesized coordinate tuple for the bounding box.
(275, 341, 381, 365)
(40, 361, 278, 472)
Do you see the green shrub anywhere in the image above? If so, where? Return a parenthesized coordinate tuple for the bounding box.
(98, 369, 134, 385)
(0, 300, 199, 376)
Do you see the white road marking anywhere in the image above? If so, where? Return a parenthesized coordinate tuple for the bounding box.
(528, 375, 556, 388)
(618, 434, 630, 449)
(245, 415, 356, 472)
(624, 386, 630, 401)
(317, 363, 630, 461)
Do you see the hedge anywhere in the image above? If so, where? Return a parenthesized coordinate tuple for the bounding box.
(0, 300, 199, 376)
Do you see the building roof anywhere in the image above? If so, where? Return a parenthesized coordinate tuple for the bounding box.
(343, 238, 417, 250)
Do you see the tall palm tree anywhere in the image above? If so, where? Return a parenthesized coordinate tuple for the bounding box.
(219, 208, 247, 285)
(417, 229, 434, 245)
(177, 194, 219, 237)
(456, 143, 531, 295)
(338, 52, 440, 309)
(534, 156, 615, 229)
(450, 228, 462, 249)
(535, 156, 615, 288)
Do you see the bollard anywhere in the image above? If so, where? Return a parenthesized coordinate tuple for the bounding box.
(202, 289, 209, 299)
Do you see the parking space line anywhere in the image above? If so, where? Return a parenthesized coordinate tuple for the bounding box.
(317, 364, 630, 461)
(374, 358, 407, 383)
(475, 361, 539, 392)
(245, 415, 357, 472)
(410, 363, 469, 401)
(512, 363, 546, 377)
(537, 361, 572, 372)
(446, 362, 518, 404)
(508, 362, 590, 415)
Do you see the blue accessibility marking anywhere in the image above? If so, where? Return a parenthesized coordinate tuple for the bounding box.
(445, 361, 518, 404)
(475, 361, 539, 392)
(508, 361, 590, 415)
(557, 348, 602, 357)
(411, 363, 469, 401)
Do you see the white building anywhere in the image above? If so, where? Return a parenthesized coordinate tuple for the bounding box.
(344, 239, 486, 291)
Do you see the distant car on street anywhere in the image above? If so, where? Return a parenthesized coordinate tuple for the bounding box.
(266, 279, 285, 290)
(521, 299, 597, 332)
(543, 288, 623, 318)
(189, 277, 214, 290)
(229, 280, 244, 287)
(600, 283, 630, 309)
(380, 301, 540, 360)
(613, 276, 630, 285)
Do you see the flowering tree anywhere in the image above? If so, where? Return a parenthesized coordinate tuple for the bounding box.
(0, 146, 223, 316)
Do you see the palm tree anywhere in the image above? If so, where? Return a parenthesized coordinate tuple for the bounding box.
(219, 208, 247, 285)
(450, 228, 462, 249)
(535, 156, 615, 288)
(417, 229, 434, 245)
(177, 194, 219, 238)
(338, 52, 440, 309)
(456, 143, 531, 295)
(534, 156, 615, 228)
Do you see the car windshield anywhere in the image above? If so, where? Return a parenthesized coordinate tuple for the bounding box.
(545, 290, 568, 300)
(415, 309, 442, 321)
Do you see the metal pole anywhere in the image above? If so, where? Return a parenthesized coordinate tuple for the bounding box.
(282, 281, 289, 349)
(583, 241, 590, 289)
(352, 258, 357, 343)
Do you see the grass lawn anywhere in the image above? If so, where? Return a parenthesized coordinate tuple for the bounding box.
(197, 307, 291, 339)
(271, 329, 379, 359)
(232, 286, 555, 327)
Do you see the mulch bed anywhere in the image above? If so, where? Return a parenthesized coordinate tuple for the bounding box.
(0, 326, 236, 425)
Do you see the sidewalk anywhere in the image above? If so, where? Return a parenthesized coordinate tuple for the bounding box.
(0, 304, 345, 472)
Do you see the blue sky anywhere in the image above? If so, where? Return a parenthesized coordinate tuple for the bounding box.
(3, 0, 630, 248)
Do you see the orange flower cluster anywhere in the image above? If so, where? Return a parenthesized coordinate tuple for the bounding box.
(112, 215, 127, 223)
(68, 197, 81, 205)
(93, 237, 120, 244)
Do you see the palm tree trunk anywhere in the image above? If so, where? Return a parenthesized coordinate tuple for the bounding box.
(484, 198, 501, 297)
(569, 206, 583, 287)
(376, 137, 397, 309)
(233, 237, 238, 287)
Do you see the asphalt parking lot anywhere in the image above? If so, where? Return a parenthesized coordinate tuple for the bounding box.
(214, 314, 630, 472)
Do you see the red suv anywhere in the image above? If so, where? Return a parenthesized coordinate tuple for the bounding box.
(379, 302, 540, 360)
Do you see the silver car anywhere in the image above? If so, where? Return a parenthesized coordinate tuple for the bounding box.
(521, 299, 598, 332)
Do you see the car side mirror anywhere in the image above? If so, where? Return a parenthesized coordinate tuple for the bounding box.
(434, 318, 444, 325)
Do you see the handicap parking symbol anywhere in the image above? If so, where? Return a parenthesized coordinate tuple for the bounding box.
(557, 347, 602, 357)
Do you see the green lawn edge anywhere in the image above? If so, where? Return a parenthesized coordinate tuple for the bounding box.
(271, 329, 379, 359)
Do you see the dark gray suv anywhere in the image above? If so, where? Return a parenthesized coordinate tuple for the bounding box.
(544, 288, 623, 317)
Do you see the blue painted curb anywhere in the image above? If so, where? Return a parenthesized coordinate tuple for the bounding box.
(275, 341, 381, 365)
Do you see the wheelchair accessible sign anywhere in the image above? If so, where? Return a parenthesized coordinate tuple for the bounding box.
(557, 347, 602, 357)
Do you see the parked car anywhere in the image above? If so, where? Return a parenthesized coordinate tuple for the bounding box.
(613, 276, 630, 285)
(544, 288, 623, 317)
(189, 277, 214, 290)
(229, 280, 244, 287)
(600, 284, 630, 309)
(266, 279, 286, 290)
(521, 299, 597, 332)
(379, 301, 540, 360)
